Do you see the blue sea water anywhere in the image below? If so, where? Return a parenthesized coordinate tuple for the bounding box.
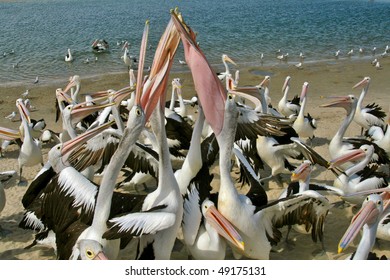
(0, 0, 389, 85)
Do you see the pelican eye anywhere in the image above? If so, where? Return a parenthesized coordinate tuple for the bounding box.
(228, 93, 234, 100)
(377, 200, 382, 205)
(57, 146, 61, 150)
(86, 250, 94, 259)
(135, 108, 141, 116)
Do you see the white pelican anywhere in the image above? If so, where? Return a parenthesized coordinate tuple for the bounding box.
(217, 54, 237, 82)
(277, 76, 300, 117)
(91, 39, 109, 53)
(353, 77, 385, 135)
(292, 82, 317, 142)
(172, 10, 331, 260)
(0, 170, 16, 237)
(15, 98, 43, 184)
(65, 48, 74, 62)
(77, 19, 184, 260)
(326, 144, 388, 205)
(338, 194, 388, 259)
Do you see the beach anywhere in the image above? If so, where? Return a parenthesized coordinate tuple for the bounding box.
(0, 57, 389, 260)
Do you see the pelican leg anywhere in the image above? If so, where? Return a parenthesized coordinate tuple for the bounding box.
(18, 167, 27, 186)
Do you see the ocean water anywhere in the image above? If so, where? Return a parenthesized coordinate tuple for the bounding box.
(0, 0, 389, 85)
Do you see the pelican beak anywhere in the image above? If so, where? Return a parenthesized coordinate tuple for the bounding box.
(338, 198, 380, 253)
(224, 54, 237, 66)
(171, 9, 226, 136)
(56, 89, 73, 104)
(93, 251, 109, 260)
(67, 101, 115, 126)
(300, 82, 309, 100)
(319, 96, 352, 109)
(63, 76, 79, 94)
(204, 204, 245, 251)
(0, 127, 20, 141)
(282, 76, 291, 93)
(61, 120, 114, 157)
(259, 76, 270, 88)
(329, 149, 365, 168)
(352, 77, 369, 89)
(113, 86, 134, 106)
(139, 17, 181, 122)
(291, 161, 311, 182)
(16, 98, 31, 123)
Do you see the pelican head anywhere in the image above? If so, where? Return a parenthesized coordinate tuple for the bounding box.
(77, 239, 109, 260)
(291, 160, 312, 182)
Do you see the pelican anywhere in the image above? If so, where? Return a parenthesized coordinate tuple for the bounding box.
(15, 98, 43, 184)
(217, 54, 237, 82)
(353, 77, 385, 135)
(292, 82, 317, 142)
(172, 10, 331, 260)
(338, 194, 388, 260)
(277, 76, 300, 117)
(326, 144, 388, 205)
(0, 170, 16, 237)
(65, 48, 74, 62)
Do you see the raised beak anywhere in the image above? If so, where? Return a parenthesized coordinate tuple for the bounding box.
(329, 149, 365, 168)
(140, 16, 181, 122)
(300, 82, 309, 100)
(63, 76, 80, 94)
(258, 76, 270, 88)
(291, 161, 311, 182)
(16, 98, 31, 123)
(338, 196, 381, 254)
(56, 88, 74, 104)
(61, 120, 114, 157)
(282, 76, 291, 93)
(204, 204, 245, 251)
(171, 9, 226, 136)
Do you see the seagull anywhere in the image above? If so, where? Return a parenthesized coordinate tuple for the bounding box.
(375, 61, 382, 70)
(299, 52, 305, 61)
(347, 49, 354, 57)
(371, 58, 378, 66)
(33, 76, 39, 84)
(21, 89, 29, 99)
(335, 50, 341, 59)
(4, 111, 17, 122)
(178, 59, 187, 65)
(65, 48, 74, 62)
(295, 62, 303, 69)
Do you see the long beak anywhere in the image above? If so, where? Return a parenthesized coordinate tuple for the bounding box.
(291, 161, 311, 182)
(338, 198, 380, 253)
(63, 75, 80, 94)
(70, 102, 115, 125)
(171, 9, 226, 136)
(223, 54, 237, 66)
(56, 89, 74, 104)
(204, 204, 245, 251)
(93, 251, 109, 260)
(16, 98, 31, 123)
(258, 76, 270, 88)
(329, 149, 365, 168)
(300, 82, 309, 100)
(61, 121, 114, 157)
(112, 86, 134, 106)
(140, 16, 181, 122)
(282, 76, 291, 93)
(319, 96, 352, 108)
(353, 77, 369, 89)
(0, 126, 20, 140)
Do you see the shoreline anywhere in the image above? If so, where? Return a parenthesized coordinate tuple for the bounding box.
(0, 56, 389, 260)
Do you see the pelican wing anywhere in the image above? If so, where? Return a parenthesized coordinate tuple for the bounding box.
(256, 190, 331, 245)
(103, 206, 176, 239)
(182, 184, 202, 246)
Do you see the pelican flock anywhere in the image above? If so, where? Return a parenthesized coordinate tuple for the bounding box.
(0, 8, 389, 262)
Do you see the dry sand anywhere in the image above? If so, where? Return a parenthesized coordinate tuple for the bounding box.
(0, 57, 389, 260)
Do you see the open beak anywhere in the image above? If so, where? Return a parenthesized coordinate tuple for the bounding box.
(291, 161, 311, 182)
(16, 98, 31, 123)
(338, 196, 381, 254)
(329, 149, 365, 168)
(204, 204, 245, 251)
(171, 9, 226, 137)
(139, 17, 181, 122)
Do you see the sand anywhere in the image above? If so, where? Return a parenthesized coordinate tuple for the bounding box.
(0, 56, 389, 260)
